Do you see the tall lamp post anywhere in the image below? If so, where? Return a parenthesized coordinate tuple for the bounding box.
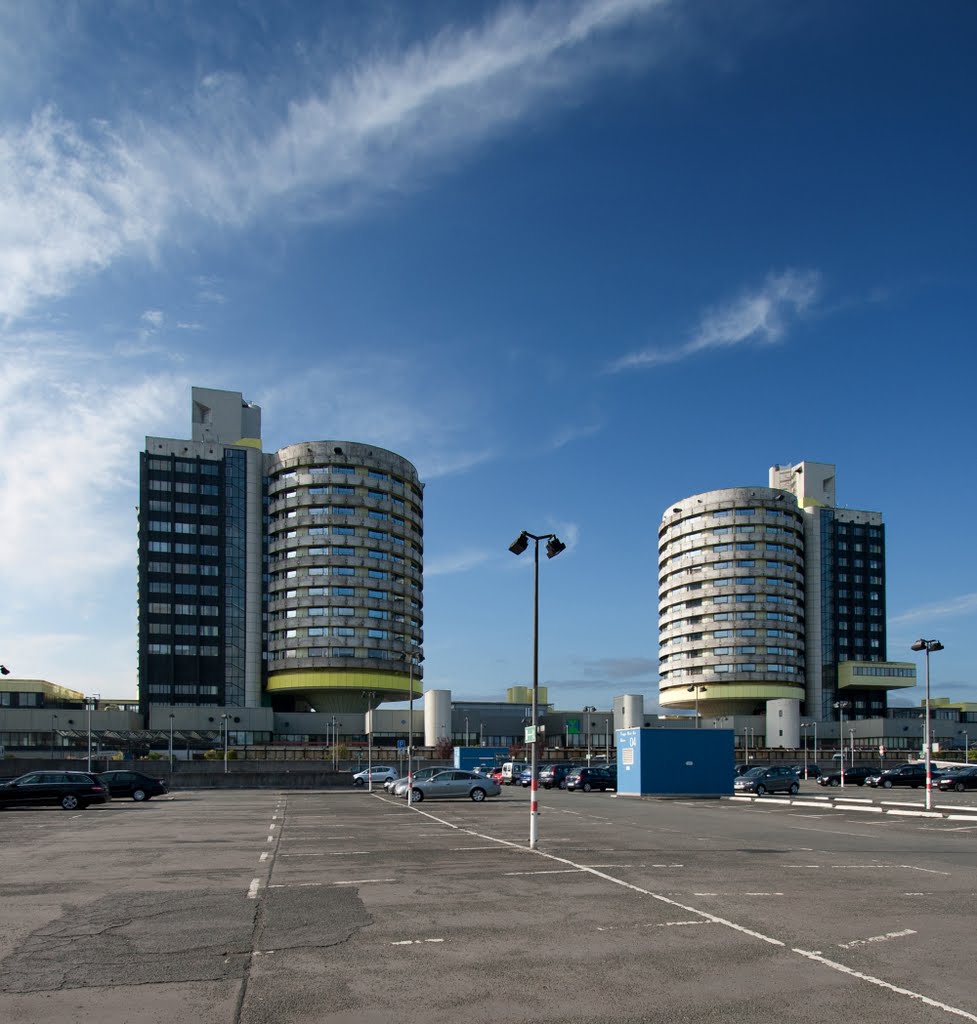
(686, 685, 708, 728)
(168, 713, 175, 774)
(362, 691, 378, 792)
(509, 529, 566, 850)
(583, 706, 597, 764)
(911, 638, 944, 811)
(220, 714, 229, 774)
(833, 701, 850, 788)
(85, 693, 100, 772)
(802, 721, 817, 779)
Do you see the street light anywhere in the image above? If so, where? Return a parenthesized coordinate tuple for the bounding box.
(86, 693, 100, 772)
(464, 716, 469, 747)
(509, 529, 566, 850)
(911, 638, 944, 811)
(686, 685, 708, 728)
(849, 728, 855, 768)
(362, 691, 378, 791)
(220, 714, 229, 774)
(833, 701, 850, 788)
(801, 721, 817, 779)
(583, 706, 597, 764)
(169, 713, 175, 774)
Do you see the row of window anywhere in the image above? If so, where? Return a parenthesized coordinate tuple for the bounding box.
(268, 647, 395, 660)
(271, 627, 391, 640)
(146, 501, 219, 516)
(148, 459, 220, 475)
(662, 645, 801, 660)
(148, 479, 220, 495)
(147, 521, 220, 536)
(835, 542, 882, 553)
(852, 666, 914, 678)
(147, 643, 219, 655)
(147, 583, 219, 595)
(146, 562, 220, 576)
(146, 603, 219, 615)
(663, 628, 798, 643)
(278, 486, 407, 509)
(147, 624, 220, 636)
(663, 542, 803, 564)
(275, 546, 393, 562)
(665, 611, 800, 627)
(271, 562, 420, 580)
(270, 607, 394, 620)
(146, 683, 220, 694)
(147, 541, 220, 555)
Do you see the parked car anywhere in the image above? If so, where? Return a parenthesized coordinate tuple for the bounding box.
(99, 770, 168, 801)
(788, 763, 822, 779)
(500, 761, 529, 785)
(489, 768, 504, 786)
(565, 767, 616, 792)
(866, 764, 934, 789)
(0, 771, 111, 810)
(405, 770, 501, 803)
(391, 766, 446, 796)
(539, 764, 578, 790)
(352, 765, 398, 787)
(816, 765, 876, 788)
(733, 765, 800, 796)
(938, 766, 977, 792)
(734, 762, 767, 777)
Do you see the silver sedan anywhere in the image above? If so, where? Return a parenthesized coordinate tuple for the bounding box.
(405, 770, 501, 803)
(390, 766, 445, 796)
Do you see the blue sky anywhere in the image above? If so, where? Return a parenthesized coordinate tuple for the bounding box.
(1, 0, 974, 711)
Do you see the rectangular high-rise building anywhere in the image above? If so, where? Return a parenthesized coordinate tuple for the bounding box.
(138, 389, 266, 712)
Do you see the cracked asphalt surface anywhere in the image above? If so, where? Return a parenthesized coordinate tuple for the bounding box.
(1, 784, 976, 1023)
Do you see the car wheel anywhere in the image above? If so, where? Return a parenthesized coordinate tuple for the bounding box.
(755, 784, 766, 796)
(60, 794, 80, 810)
(911, 783, 920, 789)
(882, 779, 893, 788)
(789, 783, 799, 795)
(470, 788, 486, 802)
(353, 778, 364, 787)
(954, 781, 966, 792)
(132, 789, 147, 802)
(559, 779, 567, 789)
(411, 788, 424, 803)
(829, 778, 840, 787)
(582, 782, 592, 793)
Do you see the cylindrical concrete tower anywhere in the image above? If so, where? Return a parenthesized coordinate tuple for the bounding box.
(264, 441, 423, 713)
(424, 689, 452, 747)
(658, 487, 806, 716)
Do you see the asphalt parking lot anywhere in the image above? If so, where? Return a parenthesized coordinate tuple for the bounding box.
(1, 782, 976, 1024)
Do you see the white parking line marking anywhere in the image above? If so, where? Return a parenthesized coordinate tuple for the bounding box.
(598, 920, 712, 932)
(402, 806, 977, 1020)
(504, 869, 584, 876)
(838, 928, 916, 949)
(266, 835, 274, 842)
(280, 851, 369, 856)
(793, 948, 977, 1021)
(391, 938, 445, 946)
(268, 878, 395, 888)
(259, 852, 269, 862)
(450, 845, 507, 851)
(247, 878, 260, 899)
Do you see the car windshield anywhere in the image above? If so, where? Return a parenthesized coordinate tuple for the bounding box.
(742, 767, 768, 777)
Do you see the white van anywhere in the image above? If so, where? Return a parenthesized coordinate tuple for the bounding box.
(500, 761, 528, 785)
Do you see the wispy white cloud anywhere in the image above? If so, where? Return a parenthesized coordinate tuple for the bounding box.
(889, 593, 977, 627)
(0, 0, 671, 322)
(545, 421, 602, 451)
(0, 346, 183, 607)
(606, 269, 821, 372)
(425, 549, 493, 577)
